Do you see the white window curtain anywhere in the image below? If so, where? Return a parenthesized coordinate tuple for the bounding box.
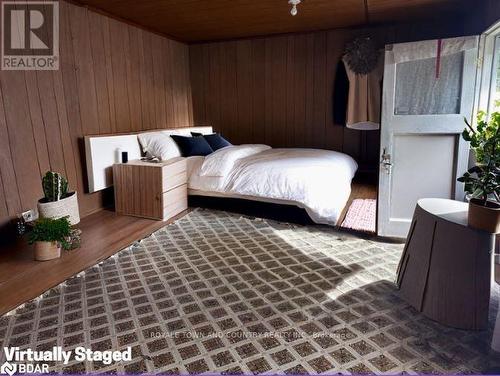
(391, 36, 477, 116)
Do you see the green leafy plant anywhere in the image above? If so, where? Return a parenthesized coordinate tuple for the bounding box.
(41, 171, 69, 202)
(458, 111, 500, 205)
(28, 217, 71, 249)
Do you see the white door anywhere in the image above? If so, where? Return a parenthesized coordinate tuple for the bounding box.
(378, 36, 478, 238)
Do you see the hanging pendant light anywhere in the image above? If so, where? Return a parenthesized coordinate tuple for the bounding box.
(288, 0, 301, 16)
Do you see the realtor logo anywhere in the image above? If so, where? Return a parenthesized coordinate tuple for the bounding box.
(1, 1, 59, 70)
(0, 362, 16, 376)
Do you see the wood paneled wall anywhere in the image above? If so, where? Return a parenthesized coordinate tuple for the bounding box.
(485, 0, 500, 29)
(471, 0, 500, 33)
(0, 0, 471, 234)
(189, 21, 465, 168)
(466, 0, 499, 34)
(0, 0, 193, 231)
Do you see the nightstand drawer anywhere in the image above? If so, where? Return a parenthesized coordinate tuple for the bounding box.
(163, 184, 188, 219)
(163, 170, 187, 192)
(162, 158, 187, 192)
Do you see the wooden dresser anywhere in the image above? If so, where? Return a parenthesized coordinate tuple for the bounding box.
(113, 158, 187, 221)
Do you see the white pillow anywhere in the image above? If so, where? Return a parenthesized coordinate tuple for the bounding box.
(137, 131, 182, 161)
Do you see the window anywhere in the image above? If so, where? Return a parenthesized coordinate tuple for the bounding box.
(394, 52, 464, 115)
(490, 35, 500, 111)
(476, 21, 500, 117)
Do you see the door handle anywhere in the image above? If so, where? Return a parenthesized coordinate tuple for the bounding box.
(380, 148, 392, 174)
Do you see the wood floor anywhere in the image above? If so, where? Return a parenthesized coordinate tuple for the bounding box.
(337, 182, 378, 226)
(0, 208, 189, 316)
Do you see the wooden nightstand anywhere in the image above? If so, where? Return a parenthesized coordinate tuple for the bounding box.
(113, 158, 188, 221)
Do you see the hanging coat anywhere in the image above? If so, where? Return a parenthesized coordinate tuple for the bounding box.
(334, 53, 384, 130)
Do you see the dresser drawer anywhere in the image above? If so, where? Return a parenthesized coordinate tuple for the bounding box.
(163, 184, 188, 220)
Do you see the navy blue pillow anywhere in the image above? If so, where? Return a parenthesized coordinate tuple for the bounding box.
(190, 132, 232, 151)
(170, 135, 213, 157)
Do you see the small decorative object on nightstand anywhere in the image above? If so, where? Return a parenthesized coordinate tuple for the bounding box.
(113, 158, 188, 221)
(121, 151, 129, 164)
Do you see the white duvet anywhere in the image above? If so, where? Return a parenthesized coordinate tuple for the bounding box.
(187, 145, 358, 225)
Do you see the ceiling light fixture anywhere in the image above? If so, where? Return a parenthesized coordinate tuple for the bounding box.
(288, 0, 301, 16)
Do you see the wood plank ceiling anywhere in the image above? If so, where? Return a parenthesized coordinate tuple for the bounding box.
(75, 0, 466, 42)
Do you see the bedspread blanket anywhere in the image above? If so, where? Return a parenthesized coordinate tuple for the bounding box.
(188, 145, 358, 225)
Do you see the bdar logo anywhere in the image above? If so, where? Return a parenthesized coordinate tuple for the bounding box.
(0, 362, 16, 376)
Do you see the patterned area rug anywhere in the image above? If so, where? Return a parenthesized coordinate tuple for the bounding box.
(341, 199, 377, 233)
(1, 209, 499, 374)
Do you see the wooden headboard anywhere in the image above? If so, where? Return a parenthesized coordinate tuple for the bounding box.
(84, 126, 213, 193)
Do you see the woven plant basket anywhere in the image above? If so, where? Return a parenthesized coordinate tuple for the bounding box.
(34, 241, 61, 261)
(38, 191, 80, 225)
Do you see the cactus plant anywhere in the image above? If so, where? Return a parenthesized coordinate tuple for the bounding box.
(42, 171, 69, 202)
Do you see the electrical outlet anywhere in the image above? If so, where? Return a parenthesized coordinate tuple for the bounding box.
(21, 209, 37, 223)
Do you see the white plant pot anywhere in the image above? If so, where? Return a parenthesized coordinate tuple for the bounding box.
(38, 191, 80, 225)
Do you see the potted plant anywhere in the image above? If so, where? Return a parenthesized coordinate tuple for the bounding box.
(458, 111, 500, 233)
(37, 171, 80, 225)
(29, 217, 71, 261)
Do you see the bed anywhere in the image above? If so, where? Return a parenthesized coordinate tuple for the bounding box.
(187, 145, 357, 225)
(84, 127, 358, 225)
